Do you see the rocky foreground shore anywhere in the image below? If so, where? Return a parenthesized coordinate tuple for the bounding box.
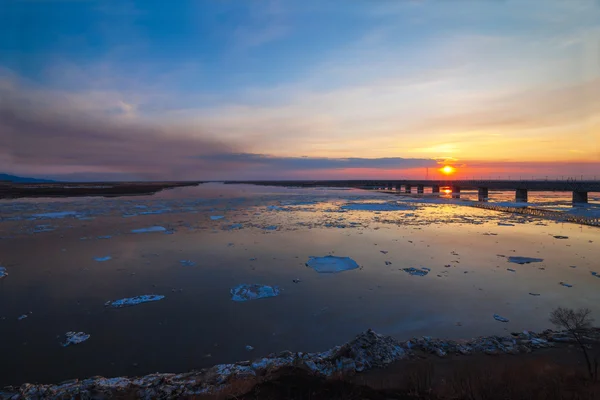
(3, 328, 599, 399)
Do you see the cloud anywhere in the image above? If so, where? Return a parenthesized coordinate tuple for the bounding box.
(196, 153, 437, 170)
(0, 80, 237, 181)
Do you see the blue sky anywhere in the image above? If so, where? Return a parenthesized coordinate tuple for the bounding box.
(1, 0, 599, 180)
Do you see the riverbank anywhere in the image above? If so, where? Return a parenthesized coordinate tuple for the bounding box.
(3, 328, 599, 399)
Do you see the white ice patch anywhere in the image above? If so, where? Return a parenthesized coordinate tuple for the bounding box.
(131, 226, 167, 234)
(493, 314, 509, 322)
(32, 211, 78, 219)
(306, 256, 359, 273)
(210, 216, 225, 220)
(230, 284, 280, 302)
(94, 256, 112, 262)
(340, 202, 413, 212)
(62, 331, 90, 347)
(0, 266, 7, 279)
(402, 267, 430, 277)
(508, 256, 544, 264)
(105, 294, 165, 308)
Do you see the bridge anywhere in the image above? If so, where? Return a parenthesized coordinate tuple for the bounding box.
(224, 179, 600, 204)
(371, 180, 600, 204)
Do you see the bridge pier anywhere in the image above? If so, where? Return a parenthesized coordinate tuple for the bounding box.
(452, 186, 461, 199)
(573, 191, 588, 204)
(395, 184, 401, 191)
(478, 187, 489, 202)
(417, 185, 424, 194)
(515, 189, 528, 203)
(405, 185, 412, 194)
(432, 185, 440, 194)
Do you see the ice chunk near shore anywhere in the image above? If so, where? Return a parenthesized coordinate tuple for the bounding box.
(94, 256, 112, 262)
(306, 256, 359, 273)
(494, 314, 509, 322)
(230, 284, 280, 302)
(403, 267, 430, 276)
(340, 202, 413, 212)
(210, 216, 225, 220)
(61, 332, 90, 347)
(508, 256, 544, 264)
(131, 226, 167, 234)
(105, 295, 165, 308)
(0, 266, 7, 279)
(32, 211, 78, 219)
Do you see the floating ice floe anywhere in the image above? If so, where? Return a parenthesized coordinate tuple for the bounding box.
(179, 260, 196, 267)
(94, 256, 112, 262)
(131, 226, 167, 234)
(210, 216, 225, 220)
(62, 331, 90, 347)
(306, 256, 359, 273)
(230, 284, 280, 302)
(493, 314, 509, 322)
(97, 235, 112, 239)
(0, 266, 7, 279)
(508, 256, 544, 264)
(105, 295, 165, 308)
(33, 225, 55, 233)
(32, 211, 78, 219)
(340, 202, 413, 212)
(403, 267, 430, 277)
(224, 223, 243, 230)
(559, 282, 573, 288)
(245, 345, 254, 351)
(17, 314, 28, 321)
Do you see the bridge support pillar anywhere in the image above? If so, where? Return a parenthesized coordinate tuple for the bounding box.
(478, 187, 489, 202)
(395, 184, 401, 191)
(451, 186, 461, 199)
(432, 185, 440, 194)
(573, 191, 588, 204)
(516, 189, 528, 203)
(405, 185, 412, 194)
(417, 185, 424, 194)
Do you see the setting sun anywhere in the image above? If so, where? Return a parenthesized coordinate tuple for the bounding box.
(440, 165, 456, 175)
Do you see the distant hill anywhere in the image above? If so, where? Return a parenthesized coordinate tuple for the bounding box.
(0, 174, 57, 183)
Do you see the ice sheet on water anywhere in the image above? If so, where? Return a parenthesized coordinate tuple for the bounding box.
(230, 284, 280, 302)
(210, 216, 225, 220)
(131, 226, 167, 234)
(97, 235, 112, 239)
(403, 267, 430, 277)
(0, 266, 7, 279)
(263, 225, 278, 230)
(508, 256, 544, 264)
(494, 314, 509, 322)
(306, 256, 359, 273)
(94, 256, 112, 262)
(32, 211, 78, 219)
(62, 332, 90, 347)
(340, 202, 413, 212)
(179, 260, 196, 267)
(105, 294, 165, 308)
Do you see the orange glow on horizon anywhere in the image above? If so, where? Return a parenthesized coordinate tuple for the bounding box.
(440, 165, 456, 175)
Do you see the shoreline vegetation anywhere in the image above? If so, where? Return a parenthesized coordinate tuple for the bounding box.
(3, 327, 600, 399)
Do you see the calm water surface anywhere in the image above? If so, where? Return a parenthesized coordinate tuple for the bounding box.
(0, 183, 599, 386)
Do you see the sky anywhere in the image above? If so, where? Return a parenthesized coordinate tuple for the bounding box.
(1, 0, 599, 181)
